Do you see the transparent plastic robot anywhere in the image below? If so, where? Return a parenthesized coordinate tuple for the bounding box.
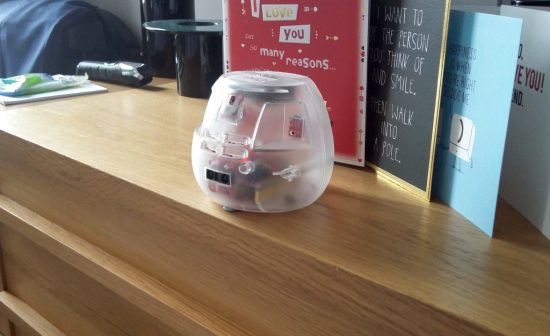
(192, 71, 334, 212)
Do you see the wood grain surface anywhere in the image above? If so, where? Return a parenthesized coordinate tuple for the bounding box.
(0, 80, 549, 335)
(0, 291, 65, 336)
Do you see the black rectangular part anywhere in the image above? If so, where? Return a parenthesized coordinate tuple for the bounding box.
(205, 168, 231, 186)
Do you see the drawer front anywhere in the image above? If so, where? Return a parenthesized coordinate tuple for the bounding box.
(0, 318, 11, 336)
(0, 224, 178, 336)
(0, 291, 63, 336)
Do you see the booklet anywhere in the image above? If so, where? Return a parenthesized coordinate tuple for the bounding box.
(0, 82, 107, 106)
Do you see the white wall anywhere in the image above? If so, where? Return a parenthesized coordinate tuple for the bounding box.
(82, 0, 223, 43)
(195, 0, 222, 20)
(82, 0, 142, 41)
(85, 0, 506, 42)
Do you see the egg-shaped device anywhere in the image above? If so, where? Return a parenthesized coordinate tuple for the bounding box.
(192, 71, 334, 212)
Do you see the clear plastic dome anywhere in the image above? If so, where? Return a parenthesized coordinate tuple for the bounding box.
(192, 71, 334, 212)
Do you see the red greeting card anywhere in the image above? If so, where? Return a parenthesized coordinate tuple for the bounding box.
(223, 0, 369, 165)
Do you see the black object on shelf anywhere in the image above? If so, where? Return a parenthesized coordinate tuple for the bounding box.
(76, 61, 154, 87)
(141, 0, 195, 78)
(143, 19, 223, 98)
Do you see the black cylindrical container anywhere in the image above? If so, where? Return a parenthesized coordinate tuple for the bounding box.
(143, 20, 223, 98)
(141, 0, 194, 77)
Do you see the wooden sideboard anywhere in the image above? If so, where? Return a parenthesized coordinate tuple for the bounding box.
(0, 80, 549, 336)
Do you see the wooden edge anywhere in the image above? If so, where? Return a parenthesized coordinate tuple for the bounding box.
(0, 238, 5, 291)
(0, 321, 13, 336)
(0, 195, 249, 336)
(0, 226, 11, 336)
(366, 162, 430, 200)
(0, 291, 65, 336)
(0, 125, 505, 335)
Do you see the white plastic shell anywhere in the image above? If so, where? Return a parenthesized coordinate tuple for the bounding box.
(192, 71, 334, 212)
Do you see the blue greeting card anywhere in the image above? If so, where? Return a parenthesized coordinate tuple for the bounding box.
(432, 10, 522, 236)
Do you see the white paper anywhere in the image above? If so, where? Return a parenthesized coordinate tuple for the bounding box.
(0, 82, 107, 106)
(500, 5, 550, 239)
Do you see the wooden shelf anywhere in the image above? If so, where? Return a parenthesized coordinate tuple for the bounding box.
(1, 80, 549, 335)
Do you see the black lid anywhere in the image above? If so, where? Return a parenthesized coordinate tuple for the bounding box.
(143, 19, 223, 35)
